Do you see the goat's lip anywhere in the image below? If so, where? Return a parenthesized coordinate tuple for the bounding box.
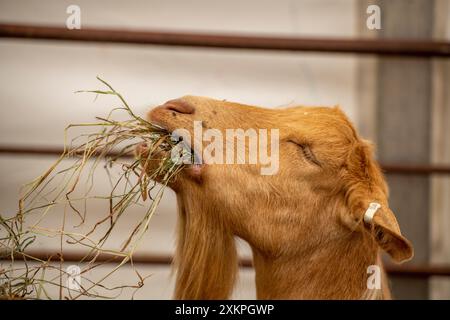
(184, 163, 203, 182)
(175, 139, 204, 181)
(149, 121, 204, 181)
(182, 140, 206, 182)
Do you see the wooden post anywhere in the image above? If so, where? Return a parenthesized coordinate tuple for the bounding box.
(430, 0, 450, 300)
(375, 0, 434, 299)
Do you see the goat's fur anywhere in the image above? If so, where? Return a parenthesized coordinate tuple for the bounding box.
(140, 96, 414, 299)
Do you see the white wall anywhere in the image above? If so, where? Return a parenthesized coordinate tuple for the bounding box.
(0, 0, 358, 299)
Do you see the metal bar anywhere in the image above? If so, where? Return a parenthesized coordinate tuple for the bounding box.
(5, 250, 450, 278)
(381, 165, 450, 175)
(386, 264, 450, 278)
(1, 24, 450, 57)
(0, 145, 126, 159)
(1, 145, 449, 175)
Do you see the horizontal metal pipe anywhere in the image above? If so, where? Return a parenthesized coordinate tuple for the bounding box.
(381, 165, 450, 175)
(1, 145, 449, 175)
(1, 24, 450, 57)
(0, 145, 126, 159)
(6, 250, 450, 278)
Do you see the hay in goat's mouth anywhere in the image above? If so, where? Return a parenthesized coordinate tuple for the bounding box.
(0, 77, 189, 299)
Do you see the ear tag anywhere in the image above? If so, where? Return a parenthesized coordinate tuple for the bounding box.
(364, 202, 381, 224)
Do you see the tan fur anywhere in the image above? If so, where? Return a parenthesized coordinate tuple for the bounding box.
(140, 96, 414, 300)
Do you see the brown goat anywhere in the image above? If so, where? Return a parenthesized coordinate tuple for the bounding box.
(138, 96, 413, 300)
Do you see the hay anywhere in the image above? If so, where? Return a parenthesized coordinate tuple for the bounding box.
(0, 77, 187, 299)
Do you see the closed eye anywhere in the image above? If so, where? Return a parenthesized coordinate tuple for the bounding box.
(289, 141, 321, 167)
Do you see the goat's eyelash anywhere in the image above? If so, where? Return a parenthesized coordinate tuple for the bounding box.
(300, 145, 321, 166)
(292, 142, 321, 167)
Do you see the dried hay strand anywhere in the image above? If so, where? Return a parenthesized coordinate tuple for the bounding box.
(0, 77, 188, 299)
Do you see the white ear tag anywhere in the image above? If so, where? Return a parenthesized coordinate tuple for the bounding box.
(364, 202, 381, 224)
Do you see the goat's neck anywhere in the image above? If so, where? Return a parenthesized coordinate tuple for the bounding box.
(249, 228, 383, 299)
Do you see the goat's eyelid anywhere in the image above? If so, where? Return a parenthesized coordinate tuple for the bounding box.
(289, 140, 322, 167)
(300, 145, 322, 167)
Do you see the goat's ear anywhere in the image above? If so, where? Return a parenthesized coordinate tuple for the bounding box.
(364, 205, 414, 263)
(342, 141, 413, 263)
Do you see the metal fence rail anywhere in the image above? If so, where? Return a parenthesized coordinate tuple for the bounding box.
(1, 23, 450, 57)
(5, 250, 450, 278)
(1, 145, 450, 175)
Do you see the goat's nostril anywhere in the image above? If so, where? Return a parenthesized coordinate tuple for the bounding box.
(164, 100, 195, 114)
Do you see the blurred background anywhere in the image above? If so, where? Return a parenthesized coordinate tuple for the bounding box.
(0, 0, 449, 299)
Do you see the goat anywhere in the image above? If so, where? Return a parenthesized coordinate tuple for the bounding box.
(137, 96, 413, 299)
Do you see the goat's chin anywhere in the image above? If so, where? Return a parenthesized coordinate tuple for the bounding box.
(183, 164, 203, 182)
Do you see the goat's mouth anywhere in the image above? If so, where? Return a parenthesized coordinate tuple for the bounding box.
(173, 138, 204, 182)
(136, 124, 204, 182)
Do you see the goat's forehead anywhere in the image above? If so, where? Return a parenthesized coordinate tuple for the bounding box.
(282, 106, 353, 125)
(283, 106, 359, 140)
(178, 96, 343, 114)
(172, 96, 355, 131)
(178, 95, 263, 110)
